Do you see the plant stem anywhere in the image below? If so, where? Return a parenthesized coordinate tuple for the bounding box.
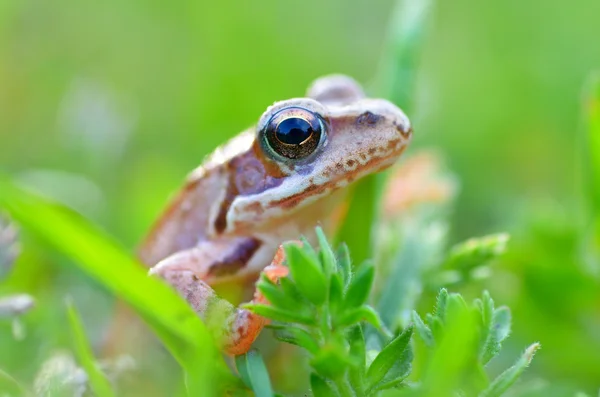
(334, 375, 356, 397)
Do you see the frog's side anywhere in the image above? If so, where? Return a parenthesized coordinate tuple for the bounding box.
(139, 75, 412, 354)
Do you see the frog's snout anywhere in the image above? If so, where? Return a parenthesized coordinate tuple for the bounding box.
(355, 98, 412, 140)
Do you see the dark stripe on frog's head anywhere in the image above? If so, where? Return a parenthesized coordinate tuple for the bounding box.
(213, 148, 286, 234)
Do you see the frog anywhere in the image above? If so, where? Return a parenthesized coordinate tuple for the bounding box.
(138, 74, 412, 355)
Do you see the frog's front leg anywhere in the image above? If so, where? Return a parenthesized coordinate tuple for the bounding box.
(149, 238, 289, 355)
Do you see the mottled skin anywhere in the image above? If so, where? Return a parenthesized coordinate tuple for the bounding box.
(139, 75, 412, 354)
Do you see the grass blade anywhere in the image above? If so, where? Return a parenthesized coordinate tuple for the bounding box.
(235, 350, 273, 397)
(374, 0, 435, 111)
(0, 368, 28, 396)
(66, 299, 116, 397)
(336, 0, 435, 266)
(583, 72, 600, 270)
(584, 72, 600, 213)
(0, 175, 232, 395)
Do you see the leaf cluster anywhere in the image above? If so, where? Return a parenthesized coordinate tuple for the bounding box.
(240, 229, 538, 397)
(411, 289, 539, 397)
(243, 228, 413, 396)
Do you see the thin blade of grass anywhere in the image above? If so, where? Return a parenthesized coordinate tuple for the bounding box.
(66, 299, 116, 397)
(374, 0, 434, 112)
(584, 72, 600, 213)
(0, 368, 27, 396)
(583, 72, 600, 272)
(335, 176, 383, 266)
(235, 350, 274, 397)
(336, 0, 434, 265)
(0, 175, 232, 395)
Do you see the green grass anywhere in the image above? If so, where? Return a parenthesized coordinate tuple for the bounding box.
(0, 174, 541, 395)
(0, 175, 235, 396)
(1, 0, 600, 395)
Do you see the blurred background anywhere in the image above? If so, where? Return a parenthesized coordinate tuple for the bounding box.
(1, 0, 600, 395)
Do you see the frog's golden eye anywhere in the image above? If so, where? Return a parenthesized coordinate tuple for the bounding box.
(263, 107, 324, 160)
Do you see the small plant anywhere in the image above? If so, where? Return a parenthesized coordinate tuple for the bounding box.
(237, 228, 539, 397)
(245, 229, 411, 396)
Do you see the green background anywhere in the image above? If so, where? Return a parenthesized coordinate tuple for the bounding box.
(1, 0, 600, 394)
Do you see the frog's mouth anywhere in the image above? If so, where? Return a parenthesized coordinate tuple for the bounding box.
(265, 143, 407, 212)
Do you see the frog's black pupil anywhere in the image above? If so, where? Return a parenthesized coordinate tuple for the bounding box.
(275, 118, 314, 145)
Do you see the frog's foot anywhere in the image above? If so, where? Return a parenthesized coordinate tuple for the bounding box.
(150, 242, 293, 356)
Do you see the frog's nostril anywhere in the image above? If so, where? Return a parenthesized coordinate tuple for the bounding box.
(355, 111, 381, 127)
(394, 121, 412, 139)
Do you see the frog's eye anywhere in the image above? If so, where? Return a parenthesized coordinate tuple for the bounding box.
(263, 107, 324, 160)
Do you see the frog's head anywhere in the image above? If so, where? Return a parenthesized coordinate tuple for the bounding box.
(229, 75, 412, 229)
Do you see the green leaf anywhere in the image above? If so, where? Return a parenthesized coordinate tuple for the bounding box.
(443, 234, 510, 272)
(270, 324, 319, 354)
(235, 350, 274, 397)
(425, 313, 444, 341)
(277, 276, 309, 307)
(493, 307, 511, 343)
(347, 325, 366, 393)
(285, 242, 327, 306)
(377, 227, 435, 332)
(310, 373, 338, 397)
(479, 343, 541, 397)
(310, 342, 352, 379)
(370, 345, 412, 393)
(300, 235, 319, 259)
(329, 273, 344, 315)
(316, 226, 336, 277)
(0, 175, 229, 395)
(343, 261, 375, 309)
(366, 325, 413, 390)
(257, 274, 311, 315)
(66, 300, 116, 397)
(244, 304, 315, 326)
(335, 243, 352, 288)
(422, 293, 480, 395)
(411, 310, 434, 347)
(336, 305, 384, 330)
(434, 288, 449, 322)
(479, 291, 497, 364)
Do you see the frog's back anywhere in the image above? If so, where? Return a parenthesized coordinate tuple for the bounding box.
(138, 131, 255, 266)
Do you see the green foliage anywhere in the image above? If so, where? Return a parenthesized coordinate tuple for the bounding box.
(0, 175, 234, 396)
(479, 343, 541, 397)
(336, 0, 434, 266)
(248, 228, 536, 397)
(0, 0, 597, 393)
(247, 228, 411, 396)
(411, 289, 538, 396)
(235, 350, 274, 397)
(583, 72, 600, 272)
(66, 300, 116, 397)
(584, 72, 600, 214)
